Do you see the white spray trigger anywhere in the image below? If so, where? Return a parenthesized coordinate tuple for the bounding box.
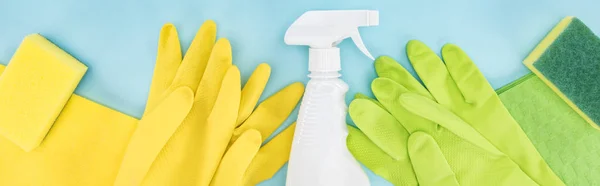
(284, 10, 379, 72)
(349, 29, 374, 60)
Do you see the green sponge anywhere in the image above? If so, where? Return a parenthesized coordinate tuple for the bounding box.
(524, 16, 600, 130)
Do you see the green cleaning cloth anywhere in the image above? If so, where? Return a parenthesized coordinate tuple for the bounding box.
(497, 74, 600, 186)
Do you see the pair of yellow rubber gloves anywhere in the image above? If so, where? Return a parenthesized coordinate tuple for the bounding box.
(0, 21, 304, 186)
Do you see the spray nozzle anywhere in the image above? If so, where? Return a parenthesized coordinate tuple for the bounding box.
(285, 10, 378, 58)
(285, 10, 379, 72)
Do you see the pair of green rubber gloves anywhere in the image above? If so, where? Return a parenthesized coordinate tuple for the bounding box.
(348, 40, 565, 186)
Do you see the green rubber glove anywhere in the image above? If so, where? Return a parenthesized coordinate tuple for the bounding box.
(407, 131, 458, 186)
(348, 40, 564, 185)
(348, 94, 418, 186)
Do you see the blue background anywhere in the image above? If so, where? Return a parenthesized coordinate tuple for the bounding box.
(1, 0, 599, 185)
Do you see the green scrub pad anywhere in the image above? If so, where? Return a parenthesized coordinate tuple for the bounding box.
(524, 16, 600, 130)
(497, 74, 600, 185)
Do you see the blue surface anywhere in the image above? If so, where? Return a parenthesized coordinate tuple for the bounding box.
(1, 0, 600, 185)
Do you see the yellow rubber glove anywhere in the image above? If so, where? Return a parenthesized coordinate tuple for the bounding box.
(115, 21, 304, 186)
(114, 21, 234, 186)
(200, 64, 303, 186)
(212, 68, 304, 185)
(212, 64, 304, 185)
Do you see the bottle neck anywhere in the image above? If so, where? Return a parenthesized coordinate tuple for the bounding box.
(309, 47, 340, 72)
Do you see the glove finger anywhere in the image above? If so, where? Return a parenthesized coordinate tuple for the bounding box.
(243, 123, 295, 185)
(399, 93, 503, 156)
(371, 77, 437, 134)
(170, 20, 217, 93)
(195, 38, 233, 110)
(349, 98, 409, 160)
(354, 92, 371, 99)
(406, 40, 462, 107)
(114, 87, 194, 186)
(354, 93, 387, 110)
(346, 126, 418, 186)
(408, 132, 459, 186)
(232, 82, 304, 143)
(145, 24, 182, 115)
(237, 63, 271, 126)
(442, 44, 494, 106)
(200, 66, 242, 183)
(375, 56, 431, 98)
(210, 129, 261, 186)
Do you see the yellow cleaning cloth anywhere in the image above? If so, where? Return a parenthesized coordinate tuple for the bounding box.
(0, 34, 87, 152)
(0, 95, 138, 186)
(0, 34, 139, 185)
(0, 34, 191, 185)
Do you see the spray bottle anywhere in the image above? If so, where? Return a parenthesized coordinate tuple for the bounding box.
(284, 10, 379, 186)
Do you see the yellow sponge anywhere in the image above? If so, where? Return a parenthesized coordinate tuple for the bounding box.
(0, 34, 87, 152)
